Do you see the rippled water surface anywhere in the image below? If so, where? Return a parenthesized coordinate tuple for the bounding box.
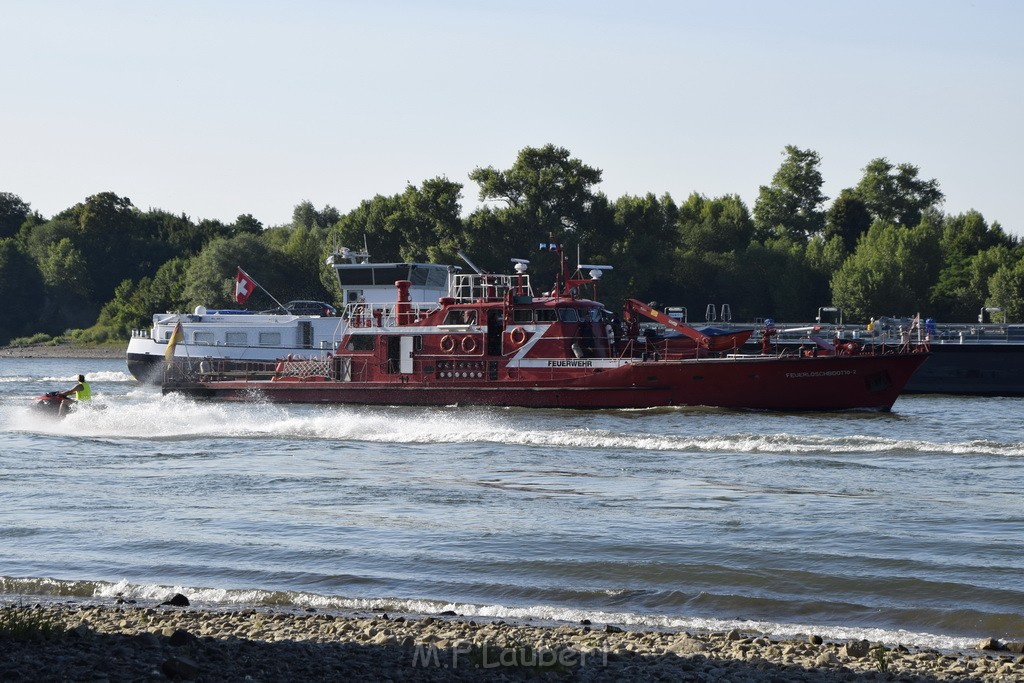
(2, 357, 1023, 650)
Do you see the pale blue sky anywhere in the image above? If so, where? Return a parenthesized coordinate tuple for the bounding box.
(4, 1, 1022, 234)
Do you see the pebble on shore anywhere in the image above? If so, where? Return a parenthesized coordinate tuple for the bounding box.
(2, 602, 1022, 682)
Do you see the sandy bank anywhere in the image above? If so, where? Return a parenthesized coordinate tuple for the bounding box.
(2, 602, 1022, 681)
(0, 343, 124, 359)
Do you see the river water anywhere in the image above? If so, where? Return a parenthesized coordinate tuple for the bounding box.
(2, 357, 1022, 651)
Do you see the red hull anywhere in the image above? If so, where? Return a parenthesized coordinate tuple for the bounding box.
(168, 353, 928, 411)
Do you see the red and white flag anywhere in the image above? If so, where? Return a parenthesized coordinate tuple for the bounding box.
(235, 267, 257, 305)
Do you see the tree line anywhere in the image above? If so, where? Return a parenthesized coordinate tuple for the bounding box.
(1, 143, 1022, 347)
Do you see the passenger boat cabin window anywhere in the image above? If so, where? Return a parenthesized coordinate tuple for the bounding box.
(335, 264, 449, 289)
(346, 335, 375, 351)
(535, 309, 558, 322)
(443, 309, 477, 325)
(193, 332, 213, 344)
(225, 332, 248, 346)
(259, 332, 282, 346)
(512, 309, 534, 323)
(557, 308, 579, 322)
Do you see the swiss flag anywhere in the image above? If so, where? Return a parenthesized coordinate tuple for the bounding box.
(235, 268, 257, 305)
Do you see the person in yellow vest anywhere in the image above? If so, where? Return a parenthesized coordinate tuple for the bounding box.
(59, 374, 90, 416)
(67, 374, 91, 401)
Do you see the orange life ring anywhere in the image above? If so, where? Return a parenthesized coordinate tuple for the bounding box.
(440, 335, 456, 353)
(509, 326, 527, 346)
(461, 335, 478, 354)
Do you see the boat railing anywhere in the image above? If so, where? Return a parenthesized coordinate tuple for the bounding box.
(164, 355, 348, 384)
(451, 273, 532, 303)
(164, 358, 280, 384)
(341, 300, 440, 328)
(925, 322, 1020, 344)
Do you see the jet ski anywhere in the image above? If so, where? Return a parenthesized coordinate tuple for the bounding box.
(32, 391, 75, 417)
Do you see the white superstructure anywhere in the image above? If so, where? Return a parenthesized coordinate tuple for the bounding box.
(127, 248, 459, 383)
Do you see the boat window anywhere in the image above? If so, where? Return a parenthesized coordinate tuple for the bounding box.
(557, 308, 579, 322)
(336, 265, 407, 286)
(578, 309, 599, 322)
(346, 335, 375, 351)
(512, 309, 534, 323)
(535, 309, 558, 322)
(193, 332, 213, 344)
(259, 332, 282, 346)
(225, 332, 248, 345)
(443, 309, 477, 325)
(409, 265, 450, 288)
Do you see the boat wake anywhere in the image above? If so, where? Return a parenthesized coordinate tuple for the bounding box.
(5, 393, 1023, 458)
(0, 371, 135, 384)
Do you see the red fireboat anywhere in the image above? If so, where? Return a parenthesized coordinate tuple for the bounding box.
(163, 244, 929, 411)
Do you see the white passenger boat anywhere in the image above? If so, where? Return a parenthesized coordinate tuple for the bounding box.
(127, 248, 458, 384)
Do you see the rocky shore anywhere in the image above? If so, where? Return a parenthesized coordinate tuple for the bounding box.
(0, 343, 124, 359)
(2, 601, 1022, 682)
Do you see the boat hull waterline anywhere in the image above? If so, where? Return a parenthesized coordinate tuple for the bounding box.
(165, 353, 928, 411)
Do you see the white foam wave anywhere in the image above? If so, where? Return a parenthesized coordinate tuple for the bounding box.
(89, 580, 980, 651)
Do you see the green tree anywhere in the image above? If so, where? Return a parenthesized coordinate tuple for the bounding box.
(183, 234, 276, 309)
(0, 238, 46, 344)
(753, 146, 827, 241)
(52, 192, 156, 305)
(408, 176, 465, 263)
(733, 236, 828, 321)
(89, 258, 191, 339)
(232, 214, 264, 236)
(459, 145, 603, 279)
(0, 192, 31, 239)
(855, 158, 944, 227)
(292, 201, 340, 230)
(135, 209, 198, 260)
(824, 189, 872, 252)
(805, 233, 849, 280)
(936, 245, 1019, 322)
(22, 217, 79, 266)
(458, 206, 524, 273)
(263, 222, 334, 302)
(332, 193, 404, 261)
(987, 258, 1024, 323)
(831, 220, 941, 321)
(331, 177, 464, 265)
(678, 193, 754, 253)
(929, 211, 1010, 319)
(662, 249, 743, 322)
(468, 144, 602, 240)
(39, 238, 91, 299)
(606, 193, 679, 305)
